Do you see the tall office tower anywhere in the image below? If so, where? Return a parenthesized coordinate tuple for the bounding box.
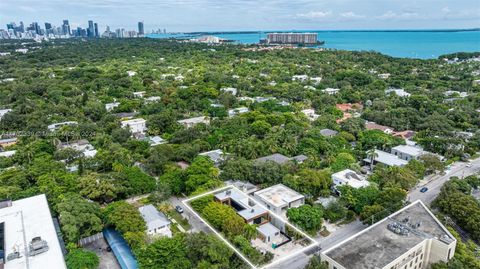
(18, 21, 24, 33)
(138, 21, 144, 35)
(88, 20, 94, 37)
(32, 22, 41, 35)
(94, 23, 99, 37)
(6, 22, 15, 31)
(44, 22, 52, 34)
(62, 20, 70, 35)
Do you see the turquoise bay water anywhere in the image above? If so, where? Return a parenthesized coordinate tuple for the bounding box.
(148, 30, 480, 59)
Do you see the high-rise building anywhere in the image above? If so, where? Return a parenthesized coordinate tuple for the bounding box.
(266, 33, 318, 45)
(44, 22, 52, 35)
(138, 21, 144, 35)
(62, 20, 70, 35)
(88, 20, 94, 37)
(94, 23, 99, 37)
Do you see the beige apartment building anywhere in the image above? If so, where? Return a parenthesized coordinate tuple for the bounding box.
(321, 200, 456, 269)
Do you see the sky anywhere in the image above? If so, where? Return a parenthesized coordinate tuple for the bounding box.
(1, 0, 479, 32)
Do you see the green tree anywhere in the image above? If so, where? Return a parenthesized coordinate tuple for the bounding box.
(286, 205, 323, 234)
(56, 194, 103, 243)
(137, 234, 192, 269)
(65, 249, 99, 269)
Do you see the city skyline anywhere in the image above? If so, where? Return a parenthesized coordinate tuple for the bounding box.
(1, 0, 479, 32)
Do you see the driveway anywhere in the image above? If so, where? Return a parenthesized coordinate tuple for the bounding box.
(169, 196, 211, 233)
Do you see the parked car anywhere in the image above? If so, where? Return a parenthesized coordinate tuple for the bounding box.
(420, 187, 428, 193)
(175, 205, 184, 213)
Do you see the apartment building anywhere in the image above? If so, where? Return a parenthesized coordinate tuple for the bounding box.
(321, 200, 456, 269)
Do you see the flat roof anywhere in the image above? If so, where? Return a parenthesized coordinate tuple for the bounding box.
(332, 169, 370, 189)
(0, 194, 66, 269)
(121, 118, 146, 124)
(177, 116, 208, 123)
(257, 222, 280, 237)
(364, 149, 408, 167)
(324, 201, 455, 269)
(254, 184, 304, 208)
(392, 145, 424, 157)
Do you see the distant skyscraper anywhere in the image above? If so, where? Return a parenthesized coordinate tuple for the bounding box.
(138, 21, 144, 35)
(62, 20, 70, 35)
(88, 20, 94, 37)
(94, 23, 99, 37)
(44, 22, 52, 34)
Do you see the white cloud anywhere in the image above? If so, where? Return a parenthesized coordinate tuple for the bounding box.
(340, 11, 365, 19)
(296, 11, 332, 19)
(441, 7, 451, 13)
(377, 11, 419, 20)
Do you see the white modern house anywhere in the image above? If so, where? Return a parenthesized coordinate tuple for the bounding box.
(105, 102, 120, 111)
(292, 75, 309, 82)
(121, 118, 147, 134)
(254, 184, 305, 217)
(332, 169, 370, 189)
(385, 88, 411, 97)
(57, 139, 97, 158)
(133, 91, 146, 98)
(228, 107, 249, 117)
(363, 149, 408, 167)
(322, 88, 340, 95)
(177, 116, 209, 128)
(391, 144, 427, 161)
(138, 205, 172, 237)
(301, 109, 320, 121)
(145, 96, 161, 103)
(0, 150, 16, 158)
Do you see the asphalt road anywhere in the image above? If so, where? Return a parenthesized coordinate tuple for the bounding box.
(408, 157, 480, 205)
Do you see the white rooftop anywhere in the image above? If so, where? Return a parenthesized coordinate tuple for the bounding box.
(177, 116, 209, 124)
(392, 145, 424, 157)
(364, 149, 408, 167)
(0, 194, 66, 269)
(0, 150, 16, 158)
(332, 169, 370, 189)
(254, 184, 304, 208)
(121, 118, 146, 124)
(138, 205, 170, 231)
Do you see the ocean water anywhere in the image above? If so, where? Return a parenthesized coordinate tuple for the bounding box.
(148, 30, 480, 59)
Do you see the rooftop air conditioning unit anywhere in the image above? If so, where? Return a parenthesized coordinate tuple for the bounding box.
(28, 236, 49, 256)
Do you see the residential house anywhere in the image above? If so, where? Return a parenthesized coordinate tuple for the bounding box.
(57, 139, 97, 158)
(320, 129, 338, 138)
(391, 144, 427, 161)
(121, 118, 147, 135)
(145, 96, 161, 103)
(363, 149, 408, 167)
(385, 88, 411, 97)
(393, 130, 416, 140)
(301, 109, 320, 121)
(133, 91, 146, 98)
(228, 107, 249, 117)
(177, 116, 210, 128)
(138, 205, 172, 237)
(254, 184, 305, 231)
(105, 102, 120, 111)
(365, 122, 394, 134)
(199, 149, 226, 166)
(126, 70, 137, 77)
(292, 75, 309, 82)
(322, 88, 340, 95)
(254, 153, 308, 165)
(0, 150, 16, 158)
(332, 169, 370, 189)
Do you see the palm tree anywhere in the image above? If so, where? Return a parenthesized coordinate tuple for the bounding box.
(366, 148, 378, 171)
